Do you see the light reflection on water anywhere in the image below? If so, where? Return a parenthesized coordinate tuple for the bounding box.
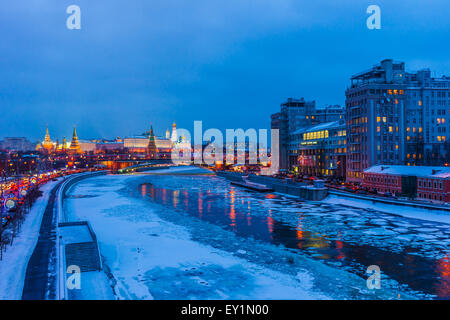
(135, 175, 450, 299)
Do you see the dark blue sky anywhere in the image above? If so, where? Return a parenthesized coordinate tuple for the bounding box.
(1, 0, 449, 141)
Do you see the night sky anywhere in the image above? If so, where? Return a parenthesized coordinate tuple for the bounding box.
(1, 0, 449, 141)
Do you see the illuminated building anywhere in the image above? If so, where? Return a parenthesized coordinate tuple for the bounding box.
(289, 120, 347, 179)
(41, 126, 55, 153)
(0, 137, 34, 152)
(171, 122, 177, 143)
(62, 137, 67, 153)
(123, 124, 174, 159)
(404, 69, 450, 165)
(346, 59, 407, 184)
(78, 140, 97, 153)
(363, 165, 450, 202)
(271, 98, 344, 170)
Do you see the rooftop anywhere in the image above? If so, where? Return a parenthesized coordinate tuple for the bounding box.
(364, 165, 450, 179)
(291, 120, 344, 135)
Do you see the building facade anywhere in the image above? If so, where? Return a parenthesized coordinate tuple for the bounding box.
(288, 120, 346, 180)
(346, 59, 450, 184)
(346, 59, 408, 184)
(271, 97, 344, 171)
(404, 69, 450, 166)
(363, 165, 450, 202)
(0, 137, 34, 152)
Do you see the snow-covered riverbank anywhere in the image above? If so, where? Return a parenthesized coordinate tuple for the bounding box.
(0, 180, 60, 300)
(323, 194, 450, 224)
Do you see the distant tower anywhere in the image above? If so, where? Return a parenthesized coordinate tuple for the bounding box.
(69, 126, 82, 154)
(36, 138, 42, 151)
(62, 137, 67, 153)
(171, 122, 177, 143)
(165, 128, 170, 140)
(42, 125, 54, 152)
(147, 125, 157, 159)
(55, 139, 60, 152)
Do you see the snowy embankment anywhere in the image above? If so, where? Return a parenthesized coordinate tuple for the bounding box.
(323, 194, 450, 224)
(0, 180, 59, 300)
(64, 174, 411, 300)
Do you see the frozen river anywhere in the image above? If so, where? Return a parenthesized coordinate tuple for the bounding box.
(65, 169, 450, 299)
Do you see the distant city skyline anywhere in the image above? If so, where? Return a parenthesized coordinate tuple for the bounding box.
(1, 0, 449, 140)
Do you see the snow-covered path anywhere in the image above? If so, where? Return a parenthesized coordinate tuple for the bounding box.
(0, 180, 60, 300)
(63, 171, 435, 300)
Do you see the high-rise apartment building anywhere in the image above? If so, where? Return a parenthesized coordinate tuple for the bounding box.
(345, 59, 407, 184)
(346, 59, 450, 184)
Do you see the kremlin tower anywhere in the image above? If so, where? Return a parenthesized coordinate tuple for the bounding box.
(42, 126, 54, 153)
(62, 137, 67, 153)
(171, 122, 177, 143)
(69, 126, 82, 154)
(147, 125, 157, 159)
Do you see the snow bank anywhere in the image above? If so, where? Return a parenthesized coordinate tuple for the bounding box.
(323, 194, 450, 224)
(0, 180, 60, 300)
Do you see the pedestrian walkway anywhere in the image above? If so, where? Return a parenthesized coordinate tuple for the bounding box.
(21, 182, 61, 300)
